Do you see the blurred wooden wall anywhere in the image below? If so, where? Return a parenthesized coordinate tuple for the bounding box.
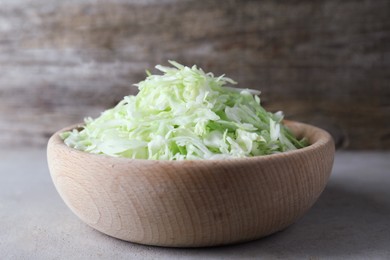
(0, 0, 389, 149)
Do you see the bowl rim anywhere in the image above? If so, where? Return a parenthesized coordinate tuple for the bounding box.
(48, 120, 334, 165)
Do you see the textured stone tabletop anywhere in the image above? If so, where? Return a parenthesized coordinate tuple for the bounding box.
(1, 148, 389, 259)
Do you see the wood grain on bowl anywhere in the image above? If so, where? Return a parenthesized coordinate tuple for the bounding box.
(47, 121, 334, 247)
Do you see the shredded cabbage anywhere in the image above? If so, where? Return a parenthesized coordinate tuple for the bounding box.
(61, 61, 307, 160)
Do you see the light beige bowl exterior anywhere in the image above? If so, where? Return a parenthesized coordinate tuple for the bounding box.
(47, 121, 334, 247)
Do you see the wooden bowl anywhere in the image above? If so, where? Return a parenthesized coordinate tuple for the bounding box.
(47, 121, 334, 247)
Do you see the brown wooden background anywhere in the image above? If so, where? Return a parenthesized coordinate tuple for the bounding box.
(0, 0, 389, 149)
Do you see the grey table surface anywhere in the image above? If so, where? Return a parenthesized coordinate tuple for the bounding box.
(1, 148, 389, 259)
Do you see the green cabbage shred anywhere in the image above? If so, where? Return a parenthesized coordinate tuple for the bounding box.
(61, 61, 307, 160)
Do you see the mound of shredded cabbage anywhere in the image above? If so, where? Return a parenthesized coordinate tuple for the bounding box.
(61, 61, 307, 160)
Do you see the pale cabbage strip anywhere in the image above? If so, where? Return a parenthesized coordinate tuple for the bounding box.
(61, 61, 307, 160)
